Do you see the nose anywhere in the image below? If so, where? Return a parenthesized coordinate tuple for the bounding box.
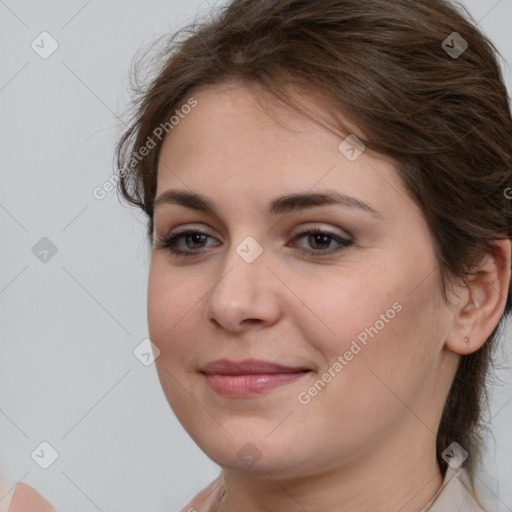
(206, 242, 282, 332)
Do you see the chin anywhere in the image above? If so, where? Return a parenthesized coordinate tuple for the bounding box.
(188, 427, 319, 476)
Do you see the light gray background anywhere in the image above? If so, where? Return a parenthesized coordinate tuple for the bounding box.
(0, 1, 511, 510)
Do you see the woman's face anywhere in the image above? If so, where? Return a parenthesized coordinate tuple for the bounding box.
(148, 82, 457, 477)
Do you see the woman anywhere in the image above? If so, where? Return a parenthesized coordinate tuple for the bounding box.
(7, 0, 511, 510)
(113, 0, 511, 510)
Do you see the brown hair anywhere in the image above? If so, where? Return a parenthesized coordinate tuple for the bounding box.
(114, 0, 512, 502)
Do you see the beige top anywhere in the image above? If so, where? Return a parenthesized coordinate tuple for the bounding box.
(420, 465, 486, 512)
(180, 465, 487, 512)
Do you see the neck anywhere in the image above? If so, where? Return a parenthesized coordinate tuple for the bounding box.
(216, 429, 443, 512)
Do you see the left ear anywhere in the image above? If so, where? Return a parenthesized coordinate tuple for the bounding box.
(445, 239, 511, 356)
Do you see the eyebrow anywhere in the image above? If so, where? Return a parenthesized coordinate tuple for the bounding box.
(153, 189, 383, 219)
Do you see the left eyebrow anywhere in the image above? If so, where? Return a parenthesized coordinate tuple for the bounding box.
(153, 189, 384, 220)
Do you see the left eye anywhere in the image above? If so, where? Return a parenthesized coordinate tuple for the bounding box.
(155, 228, 353, 257)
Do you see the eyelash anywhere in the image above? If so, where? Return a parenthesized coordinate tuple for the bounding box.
(155, 227, 354, 258)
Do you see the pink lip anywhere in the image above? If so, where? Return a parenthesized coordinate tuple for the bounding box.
(200, 359, 311, 397)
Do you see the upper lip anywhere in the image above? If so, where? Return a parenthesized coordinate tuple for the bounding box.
(200, 359, 311, 375)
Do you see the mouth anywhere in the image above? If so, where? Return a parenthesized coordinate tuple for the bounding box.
(199, 359, 312, 397)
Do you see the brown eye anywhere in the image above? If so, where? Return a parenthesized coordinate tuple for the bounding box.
(291, 228, 353, 256)
(155, 230, 218, 256)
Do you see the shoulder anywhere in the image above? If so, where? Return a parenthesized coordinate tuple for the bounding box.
(179, 474, 225, 512)
(428, 466, 487, 512)
(9, 482, 57, 512)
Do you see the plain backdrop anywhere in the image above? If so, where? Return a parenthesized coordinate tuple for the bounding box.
(0, 1, 511, 510)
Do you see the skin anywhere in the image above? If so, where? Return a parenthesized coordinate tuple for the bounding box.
(147, 81, 511, 512)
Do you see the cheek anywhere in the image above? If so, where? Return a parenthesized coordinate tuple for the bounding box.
(147, 262, 207, 424)
(295, 267, 404, 360)
(298, 260, 435, 395)
(316, 270, 436, 408)
(147, 261, 203, 362)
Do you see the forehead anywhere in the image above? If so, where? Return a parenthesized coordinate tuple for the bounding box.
(159, 82, 339, 164)
(155, 82, 415, 222)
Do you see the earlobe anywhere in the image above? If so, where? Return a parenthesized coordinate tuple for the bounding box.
(444, 287, 483, 356)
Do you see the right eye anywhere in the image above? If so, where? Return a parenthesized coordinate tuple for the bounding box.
(155, 229, 219, 257)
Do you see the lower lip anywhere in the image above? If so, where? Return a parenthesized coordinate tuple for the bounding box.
(203, 372, 310, 397)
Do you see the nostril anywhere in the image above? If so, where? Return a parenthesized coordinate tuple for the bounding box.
(242, 318, 261, 325)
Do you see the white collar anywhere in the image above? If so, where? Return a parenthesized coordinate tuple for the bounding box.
(419, 465, 486, 512)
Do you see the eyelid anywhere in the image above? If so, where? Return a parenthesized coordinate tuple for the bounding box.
(157, 223, 217, 239)
(291, 222, 352, 239)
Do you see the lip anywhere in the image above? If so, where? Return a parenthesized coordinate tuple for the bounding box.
(200, 359, 312, 397)
(200, 358, 311, 375)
